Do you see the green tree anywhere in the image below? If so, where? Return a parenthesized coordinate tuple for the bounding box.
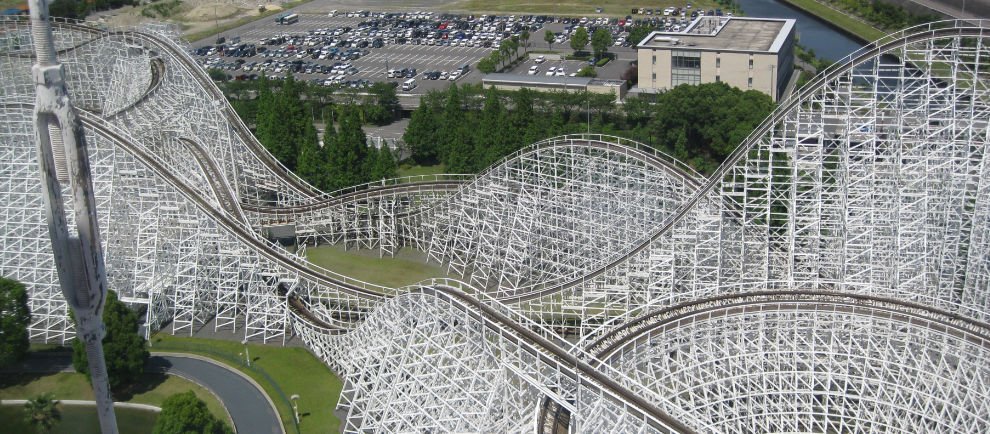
(366, 82, 399, 125)
(627, 26, 653, 47)
(23, 393, 60, 434)
(577, 65, 597, 77)
(544, 29, 555, 51)
(520, 30, 530, 52)
(404, 98, 442, 164)
(438, 84, 474, 172)
(207, 68, 228, 82)
(72, 290, 149, 392)
(475, 86, 510, 166)
(570, 27, 589, 53)
(324, 106, 371, 191)
(0, 277, 30, 367)
(295, 120, 327, 190)
(478, 50, 503, 74)
(646, 82, 774, 173)
(498, 40, 512, 69)
(255, 75, 309, 170)
(591, 28, 612, 60)
(367, 146, 398, 181)
(153, 391, 232, 434)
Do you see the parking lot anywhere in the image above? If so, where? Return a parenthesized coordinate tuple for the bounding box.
(187, 9, 682, 93)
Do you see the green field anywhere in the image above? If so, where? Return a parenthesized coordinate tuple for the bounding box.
(452, 0, 721, 16)
(0, 371, 229, 424)
(1, 404, 157, 434)
(778, 0, 885, 42)
(397, 163, 447, 178)
(306, 244, 455, 288)
(149, 334, 343, 434)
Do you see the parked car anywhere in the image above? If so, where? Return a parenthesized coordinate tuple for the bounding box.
(528, 65, 539, 75)
(545, 66, 556, 76)
(535, 55, 546, 64)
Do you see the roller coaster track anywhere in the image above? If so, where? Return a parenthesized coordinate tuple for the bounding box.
(3, 16, 990, 432)
(497, 23, 990, 304)
(1, 16, 325, 200)
(2, 101, 695, 431)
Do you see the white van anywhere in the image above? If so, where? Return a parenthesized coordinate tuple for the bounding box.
(402, 78, 416, 91)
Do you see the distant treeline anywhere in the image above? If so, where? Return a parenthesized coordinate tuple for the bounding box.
(235, 75, 398, 192)
(403, 82, 775, 175)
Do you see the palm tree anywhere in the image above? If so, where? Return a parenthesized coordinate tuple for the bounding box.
(23, 393, 60, 434)
(499, 41, 511, 69)
(520, 30, 530, 53)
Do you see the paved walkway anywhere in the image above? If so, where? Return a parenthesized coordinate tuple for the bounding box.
(1, 352, 282, 434)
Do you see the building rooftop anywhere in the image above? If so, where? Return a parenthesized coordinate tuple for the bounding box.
(637, 17, 795, 53)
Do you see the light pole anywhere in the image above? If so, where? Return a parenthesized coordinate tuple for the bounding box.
(241, 338, 251, 367)
(290, 394, 300, 424)
(29, 1, 118, 432)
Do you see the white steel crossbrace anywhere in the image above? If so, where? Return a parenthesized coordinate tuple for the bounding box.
(1, 15, 990, 433)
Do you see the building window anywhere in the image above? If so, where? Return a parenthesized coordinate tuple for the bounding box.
(670, 50, 701, 86)
(716, 57, 720, 68)
(749, 57, 753, 69)
(748, 77, 753, 88)
(716, 75, 720, 82)
(652, 54, 656, 65)
(652, 72, 656, 80)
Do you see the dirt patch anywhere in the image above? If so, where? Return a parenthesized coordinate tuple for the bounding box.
(92, 0, 281, 37)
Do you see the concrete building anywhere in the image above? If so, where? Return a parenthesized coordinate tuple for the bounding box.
(482, 74, 627, 101)
(636, 16, 796, 101)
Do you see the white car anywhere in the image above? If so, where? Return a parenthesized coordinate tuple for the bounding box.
(449, 70, 461, 80)
(440, 71, 449, 80)
(555, 68, 566, 76)
(528, 65, 539, 75)
(535, 55, 546, 64)
(545, 66, 556, 76)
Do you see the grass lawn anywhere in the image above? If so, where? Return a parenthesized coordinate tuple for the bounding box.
(306, 244, 456, 288)
(778, 0, 886, 42)
(148, 334, 343, 434)
(0, 371, 229, 425)
(452, 0, 720, 16)
(397, 163, 447, 178)
(1, 404, 157, 434)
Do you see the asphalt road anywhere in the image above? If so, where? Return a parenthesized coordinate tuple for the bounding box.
(147, 355, 282, 434)
(1, 352, 282, 434)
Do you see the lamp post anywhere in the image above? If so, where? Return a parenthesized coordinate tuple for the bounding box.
(290, 394, 300, 424)
(29, 1, 118, 432)
(241, 338, 251, 367)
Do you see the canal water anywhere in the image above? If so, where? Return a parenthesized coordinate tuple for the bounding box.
(735, 0, 867, 60)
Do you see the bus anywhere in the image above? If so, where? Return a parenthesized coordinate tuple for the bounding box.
(276, 13, 299, 25)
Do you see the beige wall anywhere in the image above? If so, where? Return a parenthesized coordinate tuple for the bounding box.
(637, 41, 793, 101)
(638, 48, 672, 91)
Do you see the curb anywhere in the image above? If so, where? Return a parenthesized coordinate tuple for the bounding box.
(151, 352, 286, 434)
(2, 399, 161, 412)
(148, 360, 236, 429)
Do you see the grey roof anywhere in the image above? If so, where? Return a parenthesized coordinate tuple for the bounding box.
(482, 73, 592, 88)
(638, 17, 795, 53)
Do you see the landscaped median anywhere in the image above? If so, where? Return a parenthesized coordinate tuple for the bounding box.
(0, 367, 230, 431)
(149, 334, 343, 434)
(777, 0, 886, 42)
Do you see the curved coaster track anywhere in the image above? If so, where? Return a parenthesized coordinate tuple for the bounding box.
(1, 16, 989, 433)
